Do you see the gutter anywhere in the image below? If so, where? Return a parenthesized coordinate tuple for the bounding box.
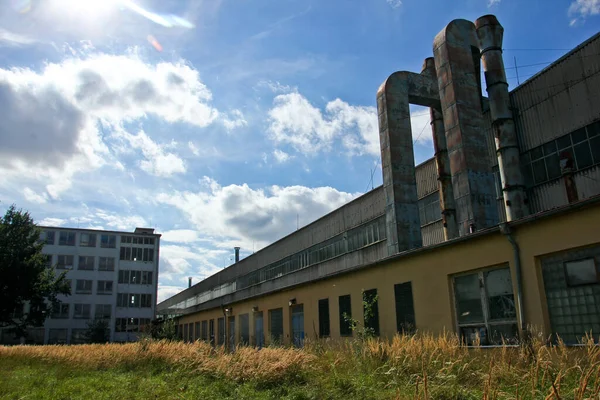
(499, 223, 525, 335)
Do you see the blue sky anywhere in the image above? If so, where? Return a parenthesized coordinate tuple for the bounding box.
(0, 0, 598, 301)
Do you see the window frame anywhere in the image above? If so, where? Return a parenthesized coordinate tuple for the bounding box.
(58, 231, 76, 246)
(75, 279, 93, 294)
(563, 258, 599, 287)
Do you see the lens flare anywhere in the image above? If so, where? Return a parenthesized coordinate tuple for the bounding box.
(11, 0, 31, 13)
(147, 35, 163, 52)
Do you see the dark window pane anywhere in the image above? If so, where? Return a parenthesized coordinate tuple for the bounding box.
(565, 259, 598, 286)
(530, 146, 543, 160)
(394, 282, 415, 333)
(269, 308, 283, 344)
(545, 153, 561, 180)
(532, 159, 547, 183)
(556, 134, 572, 150)
(590, 136, 600, 164)
(484, 268, 516, 320)
(318, 299, 330, 337)
(574, 142, 593, 169)
(454, 274, 484, 324)
(559, 148, 576, 170)
(522, 164, 534, 187)
(543, 140, 557, 156)
(363, 289, 380, 336)
(239, 314, 249, 345)
(587, 121, 600, 137)
(572, 128, 587, 144)
(339, 295, 352, 336)
(489, 324, 518, 345)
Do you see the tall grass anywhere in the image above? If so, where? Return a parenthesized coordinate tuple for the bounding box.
(2, 331, 599, 399)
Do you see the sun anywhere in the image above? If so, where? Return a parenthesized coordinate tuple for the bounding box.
(49, 0, 122, 21)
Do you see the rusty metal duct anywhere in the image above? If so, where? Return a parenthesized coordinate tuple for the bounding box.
(234, 247, 240, 263)
(475, 15, 529, 221)
(421, 57, 459, 240)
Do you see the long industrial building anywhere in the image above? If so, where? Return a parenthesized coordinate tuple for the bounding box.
(157, 15, 600, 348)
(1, 227, 161, 345)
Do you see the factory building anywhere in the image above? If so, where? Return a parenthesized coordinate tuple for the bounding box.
(1, 227, 161, 345)
(157, 15, 600, 347)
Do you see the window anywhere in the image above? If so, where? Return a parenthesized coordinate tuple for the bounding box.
(78, 256, 94, 271)
(269, 308, 283, 344)
(142, 271, 153, 285)
(127, 318, 140, 333)
(44, 231, 56, 245)
(194, 322, 200, 341)
(130, 294, 141, 308)
(118, 270, 130, 284)
(51, 303, 69, 319)
(239, 314, 249, 345)
(97, 280, 113, 295)
(73, 304, 91, 319)
(453, 267, 517, 345)
(394, 282, 416, 333)
(99, 257, 115, 271)
(75, 280, 93, 294)
(115, 318, 127, 332)
(209, 319, 215, 345)
(130, 270, 141, 284)
(183, 324, 189, 341)
(202, 320, 208, 341)
(117, 293, 128, 307)
(318, 298, 330, 337)
(564, 259, 598, 286)
(217, 317, 225, 345)
(363, 289, 380, 336)
(95, 304, 111, 320)
(48, 329, 67, 344)
(59, 231, 76, 246)
(119, 246, 154, 262)
(44, 254, 53, 268)
(100, 234, 116, 248)
(418, 192, 442, 225)
(80, 233, 96, 247)
(64, 279, 72, 291)
(57, 255, 74, 269)
(121, 236, 132, 244)
(141, 294, 152, 308)
(339, 295, 352, 336)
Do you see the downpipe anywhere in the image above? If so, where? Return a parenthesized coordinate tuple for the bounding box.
(499, 223, 526, 337)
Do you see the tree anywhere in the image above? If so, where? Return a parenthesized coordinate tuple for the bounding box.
(0, 204, 71, 338)
(84, 319, 110, 343)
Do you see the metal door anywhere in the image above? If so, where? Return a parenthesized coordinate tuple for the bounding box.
(254, 312, 264, 349)
(291, 305, 304, 348)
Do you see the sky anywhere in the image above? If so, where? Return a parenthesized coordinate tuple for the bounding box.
(0, 0, 598, 303)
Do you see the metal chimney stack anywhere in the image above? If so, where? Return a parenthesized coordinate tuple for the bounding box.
(234, 247, 240, 263)
(188, 277, 192, 288)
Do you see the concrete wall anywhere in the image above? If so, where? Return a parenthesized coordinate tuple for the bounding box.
(177, 198, 600, 346)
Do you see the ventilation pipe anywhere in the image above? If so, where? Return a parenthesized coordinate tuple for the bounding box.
(421, 57, 459, 240)
(475, 15, 528, 221)
(188, 277, 192, 288)
(234, 247, 240, 263)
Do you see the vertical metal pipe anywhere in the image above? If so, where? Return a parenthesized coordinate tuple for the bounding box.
(475, 15, 529, 221)
(234, 247, 240, 263)
(499, 223, 525, 336)
(421, 58, 459, 240)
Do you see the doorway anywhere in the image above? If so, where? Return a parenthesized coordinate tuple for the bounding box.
(254, 311, 264, 349)
(291, 304, 304, 348)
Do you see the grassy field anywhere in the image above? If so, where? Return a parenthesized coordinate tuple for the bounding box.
(1, 332, 599, 399)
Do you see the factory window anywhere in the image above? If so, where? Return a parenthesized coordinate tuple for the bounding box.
(130, 271, 141, 284)
(141, 294, 152, 308)
(522, 120, 600, 187)
(48, 329, 67, 344)
(269, 308, 283, 345)
(128, 294, 141, 308)
(183, 324, 188, 341)
(239, 314, 250, 345)
(209, 319, 215, 345)
(201, 320, 208, 341)
(119, 246, 154, 262)
(100, 234, 116, 248)
(73, 304, 91, 319)
(80, 233, 96, 247)
(363, 289, 380, 336)
(116, 293, 128, 307)
(217, 317, 225, 345)
(56, 255, 74, 270)
(78, 256, 95, 271)
(59, 231, 76, 246)
(95, 304, 112, 320)
(99, 257, 115, 271)
(51, 303, 69, 319)
(71, 329, 87, 344)
(194, 322, 200, 341)
(564, 259, 598, 286)
(75, 280, 93, 294)
(97, 280, 113, 295)
(44, 230, 56, 245)
(318, 298, 330, 337)
(394, 282, 416, 333)
(339, 295, 352, 336)
(418, 192, 441, 225)
(453, 266, 517, 345)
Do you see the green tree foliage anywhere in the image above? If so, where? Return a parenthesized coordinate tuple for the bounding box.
(0, 204, 71, 337)
(144, 318, 180, 341)
(84, 319, 110, 343)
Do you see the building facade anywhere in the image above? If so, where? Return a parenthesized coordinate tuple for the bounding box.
(2, 227, 161, 345)
(157, 15, 600, 348)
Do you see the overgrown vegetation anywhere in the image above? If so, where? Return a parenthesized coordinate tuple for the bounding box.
(2, 331, 600, 399)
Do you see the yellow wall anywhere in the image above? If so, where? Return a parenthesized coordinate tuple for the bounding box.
(178, 202, 600, 346)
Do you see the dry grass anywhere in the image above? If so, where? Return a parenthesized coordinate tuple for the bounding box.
(2, 330, 600, 399)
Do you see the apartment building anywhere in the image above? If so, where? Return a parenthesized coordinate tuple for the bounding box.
(35, 227, 161, 344)
(157, 16, 600, 348)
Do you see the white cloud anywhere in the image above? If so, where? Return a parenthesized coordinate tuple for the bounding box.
(569, 0, 600, 20)
(222, 109, 248, 131)
(23, 187, 48, 204)
(38, 217, 67, 227)
(267, 92, 433, 157)
(386, 0, 402, 8)
(157, 284, 186, 303)
(156, 177, 359, 249)
(92, 209, 148, 231)
(188, 141, 200, 156)
(115, 130, 186, 177)
(488, 0, 501, 6)
(255, 80, 296, 93)
(273, 149, 293, 163)
(161, 229, 205, 243)
(0, 29, 36, 47)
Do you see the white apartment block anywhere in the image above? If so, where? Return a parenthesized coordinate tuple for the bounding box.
(39, 226, 161, 344)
